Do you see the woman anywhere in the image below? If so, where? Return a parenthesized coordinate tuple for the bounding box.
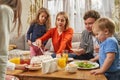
(0, 0, 22, 80)
(35, 11, 74, 58)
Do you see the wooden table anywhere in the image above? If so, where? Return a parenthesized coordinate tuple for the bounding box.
(7, 69, 107, 80)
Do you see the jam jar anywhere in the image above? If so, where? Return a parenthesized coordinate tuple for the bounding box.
(20, 51, 31, 65)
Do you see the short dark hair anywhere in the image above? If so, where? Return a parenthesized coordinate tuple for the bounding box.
(83, 10, 100, 20)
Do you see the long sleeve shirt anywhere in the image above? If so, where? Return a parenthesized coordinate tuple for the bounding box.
(80, 30, 94, 54)
(27, 23, 47, 45)
(7, 61, 15, 71)
(38, 27, 73, 54)
(0, 5, 14, 80)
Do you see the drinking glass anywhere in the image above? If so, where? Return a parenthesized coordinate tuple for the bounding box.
(62, 50, 68, 62)
(9, 57, 20, 64)
(20, 52, 31, 65)
(58, 57, 66, 69)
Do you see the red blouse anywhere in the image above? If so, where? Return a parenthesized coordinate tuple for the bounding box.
(37, 27, 73, 54)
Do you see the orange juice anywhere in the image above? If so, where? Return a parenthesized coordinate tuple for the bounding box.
(9, 57, 20, 64)
(62, 53, 68, 62)
(58, 57, 66, 69)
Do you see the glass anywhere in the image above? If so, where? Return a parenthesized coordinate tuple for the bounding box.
(9, 57, 20, 64)
(58, 57, 66, 69)
(62, 50, 68, 62)
(20, 51, 31, 65)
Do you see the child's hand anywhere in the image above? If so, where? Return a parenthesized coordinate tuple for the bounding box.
(35, 39, 42, 48)
(90, 69, 104, 75)
(27, 40, 32, 46)
(15, 64, 28, 70)
(89, 58, 96, 62)
(94, 45, 99, 53)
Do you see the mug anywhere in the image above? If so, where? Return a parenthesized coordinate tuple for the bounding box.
(65, 63, 77, 73)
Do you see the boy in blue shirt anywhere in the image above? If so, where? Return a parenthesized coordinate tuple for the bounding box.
(90, 17, 120, 80)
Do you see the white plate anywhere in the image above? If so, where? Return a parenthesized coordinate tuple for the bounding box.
(70, 60, 99, 70)
(26, 65, 41, 70)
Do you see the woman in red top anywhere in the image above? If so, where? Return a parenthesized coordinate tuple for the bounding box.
(35, 11, 75, 58)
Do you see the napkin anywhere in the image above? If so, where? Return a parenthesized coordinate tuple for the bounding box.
(42, 58, 58, 74)
(30, 55, 53, 64)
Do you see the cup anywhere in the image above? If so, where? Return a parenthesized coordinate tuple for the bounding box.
(58, 57, 66, 69)
(65, 63, 77, 73)
(20, 52, 31, 65)
(62, 50, 68, 62)
(9, 57, 20, 64)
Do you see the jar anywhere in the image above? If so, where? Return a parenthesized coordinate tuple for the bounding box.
(20, 51, 31, 65)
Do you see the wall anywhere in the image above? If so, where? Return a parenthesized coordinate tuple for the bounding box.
(10, 0, 31, 50)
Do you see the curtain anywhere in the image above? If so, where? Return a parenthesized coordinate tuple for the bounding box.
(27, 0, 43, 23)
(43, 0, 115, 33)
(113, 0, 120, 32)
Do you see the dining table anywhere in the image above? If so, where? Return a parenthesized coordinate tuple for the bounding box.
(7, 68, 107, 80)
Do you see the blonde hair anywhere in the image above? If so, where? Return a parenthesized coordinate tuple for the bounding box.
(93, 17, 115, 35)
(31, 7, 51, 31)
(55, 11, 70, 30)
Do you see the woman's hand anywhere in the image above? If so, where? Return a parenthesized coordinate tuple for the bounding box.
(15, 64, 28, 70)
(35, 39, 42, 48)
(56, 54, 61, 58)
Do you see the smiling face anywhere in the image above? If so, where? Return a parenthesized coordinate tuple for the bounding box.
(84, 18, 96, 32)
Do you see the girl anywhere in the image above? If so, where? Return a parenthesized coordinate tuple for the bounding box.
(27, 7, 51, 57)
(35, 11, 74, 58)
(91, 17, 120, 80)
(0, 0, 22, 80)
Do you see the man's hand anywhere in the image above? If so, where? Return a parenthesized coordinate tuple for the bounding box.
(71, 48, 85, 55)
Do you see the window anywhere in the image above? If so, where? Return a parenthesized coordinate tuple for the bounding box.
(43, 0, 114, 32)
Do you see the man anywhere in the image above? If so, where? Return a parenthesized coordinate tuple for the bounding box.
(72, 10, 120, 60)
(72, 10, 100, 60)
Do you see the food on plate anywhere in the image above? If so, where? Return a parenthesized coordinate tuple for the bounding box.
(75, 61, 95, 68)
(31, 62, 41, 67)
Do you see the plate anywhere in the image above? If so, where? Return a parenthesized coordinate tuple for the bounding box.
(70, 60, 99, 70)
(26, 65, 41, 70)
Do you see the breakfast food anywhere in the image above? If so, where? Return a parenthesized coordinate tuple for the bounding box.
(75, 61, 95, 68)
(31, 62, 41, 67)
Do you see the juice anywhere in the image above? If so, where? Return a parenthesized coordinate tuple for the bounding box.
(20, 51, 31, 65)
(62, 53, 68, 62)
(58, 57, 66, 69)
(9, 57, 20, 64)
(20, 58, 30, 65)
